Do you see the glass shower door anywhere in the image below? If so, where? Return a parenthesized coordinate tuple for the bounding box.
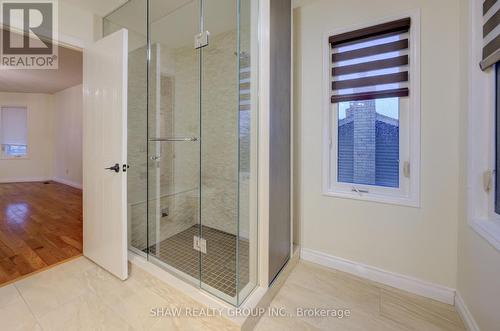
(147, 0, 257, 305)
(105, 0, 259, 306)
(200, 0, 258, 305)
(199, 0, 239, 304)
(146, 0, 202, 285)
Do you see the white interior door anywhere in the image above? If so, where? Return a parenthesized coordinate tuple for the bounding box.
(83, 29, 128, 280)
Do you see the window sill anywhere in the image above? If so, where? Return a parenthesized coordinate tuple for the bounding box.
(0, 156, 28, 160)
(469, 218, 500, 252)
(323, 190, 420, 208)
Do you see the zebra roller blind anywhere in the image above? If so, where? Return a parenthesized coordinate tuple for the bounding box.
(481, 0, 500, 70)
(330, 18, 411, 103)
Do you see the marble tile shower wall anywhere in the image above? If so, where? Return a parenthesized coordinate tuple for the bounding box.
(200, 30, 241, 236)
(128, 28, 251, 251)
(129, 43, 200, 250)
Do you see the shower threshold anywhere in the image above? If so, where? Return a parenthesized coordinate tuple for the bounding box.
(143, 224, 250, 298)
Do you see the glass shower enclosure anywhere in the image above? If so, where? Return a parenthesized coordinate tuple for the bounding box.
(103, 0, 259, 306)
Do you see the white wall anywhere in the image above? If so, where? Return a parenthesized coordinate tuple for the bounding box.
(0, 93, 54, 182)
(53, 85, 83, 188)
(59, 1, 103, 46)
(457, 228, 500, 330)
(0, 87, 83, 186)
(456, 1, 500, 330)
(294, 0, 461, 288)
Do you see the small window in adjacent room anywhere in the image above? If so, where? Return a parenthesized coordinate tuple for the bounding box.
(325, 16, 420, 207)
(0, 106, 28, 158)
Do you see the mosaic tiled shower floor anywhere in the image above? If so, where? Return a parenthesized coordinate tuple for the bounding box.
(145, 224, 249, 297)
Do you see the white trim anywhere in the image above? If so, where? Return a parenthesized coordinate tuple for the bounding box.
(258, 0, 270, 288)
(301, 247, 455, 305)
(56, 32, 86, 50)
(469, 218, 500, 252)
(455, 292, 481, 331)
(290, 0, 295, 274)
(322, 188, 419, 207)
(52, 177, 82, 189)
(466, 0, 500, 252)
(0, 177, 51, 183)
(2, 16, 85, 51)
(0, 154, 28, 160)
(322, 10, 421, 208)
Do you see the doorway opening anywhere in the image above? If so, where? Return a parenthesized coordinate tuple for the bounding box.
(0, 29, 83, 286)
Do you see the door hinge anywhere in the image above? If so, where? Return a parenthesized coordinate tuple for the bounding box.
(194, 31, 210, 49)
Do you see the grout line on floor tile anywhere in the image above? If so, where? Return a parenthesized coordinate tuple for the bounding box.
(14, 284, 44, 331)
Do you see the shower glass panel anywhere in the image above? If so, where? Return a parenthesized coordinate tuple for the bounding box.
(103, 0, 258, 307)
(147, 0, 202, 287)
(237, 0, 258, 304)
(200, 0, 257, 304)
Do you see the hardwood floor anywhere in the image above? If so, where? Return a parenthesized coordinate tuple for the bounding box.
(0, 181, 82, 286)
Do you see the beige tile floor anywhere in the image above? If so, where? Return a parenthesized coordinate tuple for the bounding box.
(0, 257, 466, 331)
(255, 262, 466, 331)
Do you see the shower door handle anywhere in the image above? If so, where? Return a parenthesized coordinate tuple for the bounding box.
(149, 137, 199, 142)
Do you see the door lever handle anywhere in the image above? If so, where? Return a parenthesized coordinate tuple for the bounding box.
(105, 163, 120, 173)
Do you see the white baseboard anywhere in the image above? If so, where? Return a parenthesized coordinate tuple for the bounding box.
(300, 247, 456, 305)
(0, 177, 52, 184)
(455, 292, 481, 331)
(0, 177, 82, 189)
(52, 177, 82, 189)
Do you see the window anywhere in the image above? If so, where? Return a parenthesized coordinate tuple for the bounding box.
(0, 106, 28, 158)
(337, 98, 400, 188)
(324, 15, 420, 207)
(466, 0, 500, 252)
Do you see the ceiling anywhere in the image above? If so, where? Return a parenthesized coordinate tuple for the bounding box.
(0, 32, 82, 94)
(105, 0, 195, 32)
(104, 0, 240, 49)
(60, 0, 129, 17)
(61, 0, 303, 19)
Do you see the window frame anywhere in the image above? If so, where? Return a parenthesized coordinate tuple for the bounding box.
(467, 0, 500, 252)
(0, 105, 29, 160)
(322, 11, 421, 207)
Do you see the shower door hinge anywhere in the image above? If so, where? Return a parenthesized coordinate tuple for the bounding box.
(194, 31, 210, 49)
